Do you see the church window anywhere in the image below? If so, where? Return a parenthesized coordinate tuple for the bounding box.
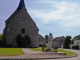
(22, 28, 25, 34)
(7, 27, 9, 31)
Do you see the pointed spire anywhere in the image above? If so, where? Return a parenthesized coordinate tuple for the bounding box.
(17, 0, 26, 12)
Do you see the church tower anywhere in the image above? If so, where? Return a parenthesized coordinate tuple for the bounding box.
(3, 0, 39, 47)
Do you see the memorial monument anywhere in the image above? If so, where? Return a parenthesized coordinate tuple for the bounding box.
(46, 33, 53, 51)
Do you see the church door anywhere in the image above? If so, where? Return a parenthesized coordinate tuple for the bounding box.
(16, 35, 31, 48)
(19, 37, 26, 47)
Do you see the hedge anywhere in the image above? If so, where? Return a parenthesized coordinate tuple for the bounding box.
(72, 45, 79, 49)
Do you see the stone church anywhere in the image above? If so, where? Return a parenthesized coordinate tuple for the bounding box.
(3, 0, 39, 47)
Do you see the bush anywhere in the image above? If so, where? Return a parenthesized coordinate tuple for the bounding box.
(39, 45, 46, 47)
(63, 45, 70, 49)
(72, 45, 79, 49)
(0, 33, 4, 46)
(0, 38, 4, 46)
(39, 45, 42, 47)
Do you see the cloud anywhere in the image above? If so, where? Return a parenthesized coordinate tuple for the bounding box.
(28, 1, 80, 27)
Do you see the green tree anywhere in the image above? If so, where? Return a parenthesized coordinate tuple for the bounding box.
(49, 33, 54, 39)
(0, 33, 3, 38)
(63, 36, 71, 48)
(45, 35, 48, 43)
(45, 35, 48, 39)
(0, 33, 4, 46)
(71, 37, 75, 45)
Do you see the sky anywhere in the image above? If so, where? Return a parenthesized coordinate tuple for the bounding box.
(0, 0, 80, 38)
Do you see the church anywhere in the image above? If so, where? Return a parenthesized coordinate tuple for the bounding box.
(3, 0, 39, 47)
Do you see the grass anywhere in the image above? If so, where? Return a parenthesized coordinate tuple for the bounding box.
(0, 48, 24, 56)
(29, 47, 77, 56)
(58, 49, 77, 56)
(0, 47, 76, 56)
(29, 47, 46, 51)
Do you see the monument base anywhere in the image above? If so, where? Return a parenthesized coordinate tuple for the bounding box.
(46, 49, 51, 51)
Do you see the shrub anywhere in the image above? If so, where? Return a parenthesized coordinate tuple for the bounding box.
(39, 45, 46, 47)
(0, 38, 4, 46)
(39, 45, 42, 47)
(8, 44, 12, 47)
(63, 45, 70, 49)
(0, 33, 4, 46)
(72, 45, 79, 49)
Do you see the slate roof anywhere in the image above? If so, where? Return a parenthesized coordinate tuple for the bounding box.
(74, 35, 80, 40)
(5, 0, 26, 25)
(75, 35, 80, 38)
(5, 10, 17, 23)
(53, 36, 65, 42)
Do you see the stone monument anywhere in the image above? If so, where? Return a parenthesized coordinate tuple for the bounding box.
(46, 33, 53, 51)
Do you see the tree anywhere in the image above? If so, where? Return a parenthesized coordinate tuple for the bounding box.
(45, 35, 48, 43)
(0, 33, 4, 46)
(45, 33, 54, 43)
(71, 37, 74, 45)
(63, 36, 71, 48)
(49, 33, 54, 39)
(45, 35, 48, 39)
(0, 33, 3, 38)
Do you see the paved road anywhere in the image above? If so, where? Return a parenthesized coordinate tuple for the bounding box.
(44, 48, 80, 60)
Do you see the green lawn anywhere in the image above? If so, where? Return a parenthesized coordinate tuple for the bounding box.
(0, 48, 77, 56)
(29, 47, 45, 51)
(0, 48, 24, 56)
(29, 47, 77, 56)
(58, 49, 77, 56)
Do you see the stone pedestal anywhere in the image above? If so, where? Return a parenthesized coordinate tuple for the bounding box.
(46, 33, 53, 51)
(46, 39, 52, 51)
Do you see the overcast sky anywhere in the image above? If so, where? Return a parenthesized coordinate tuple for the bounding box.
(0, 0, 80, 38)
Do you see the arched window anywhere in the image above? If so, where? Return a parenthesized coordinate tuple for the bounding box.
(22, 28, 25, 34)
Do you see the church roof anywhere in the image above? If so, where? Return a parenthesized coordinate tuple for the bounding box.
(17, 0, 26, 12)
(5, 0, 39, 31)
(6, 0, 26, 23)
